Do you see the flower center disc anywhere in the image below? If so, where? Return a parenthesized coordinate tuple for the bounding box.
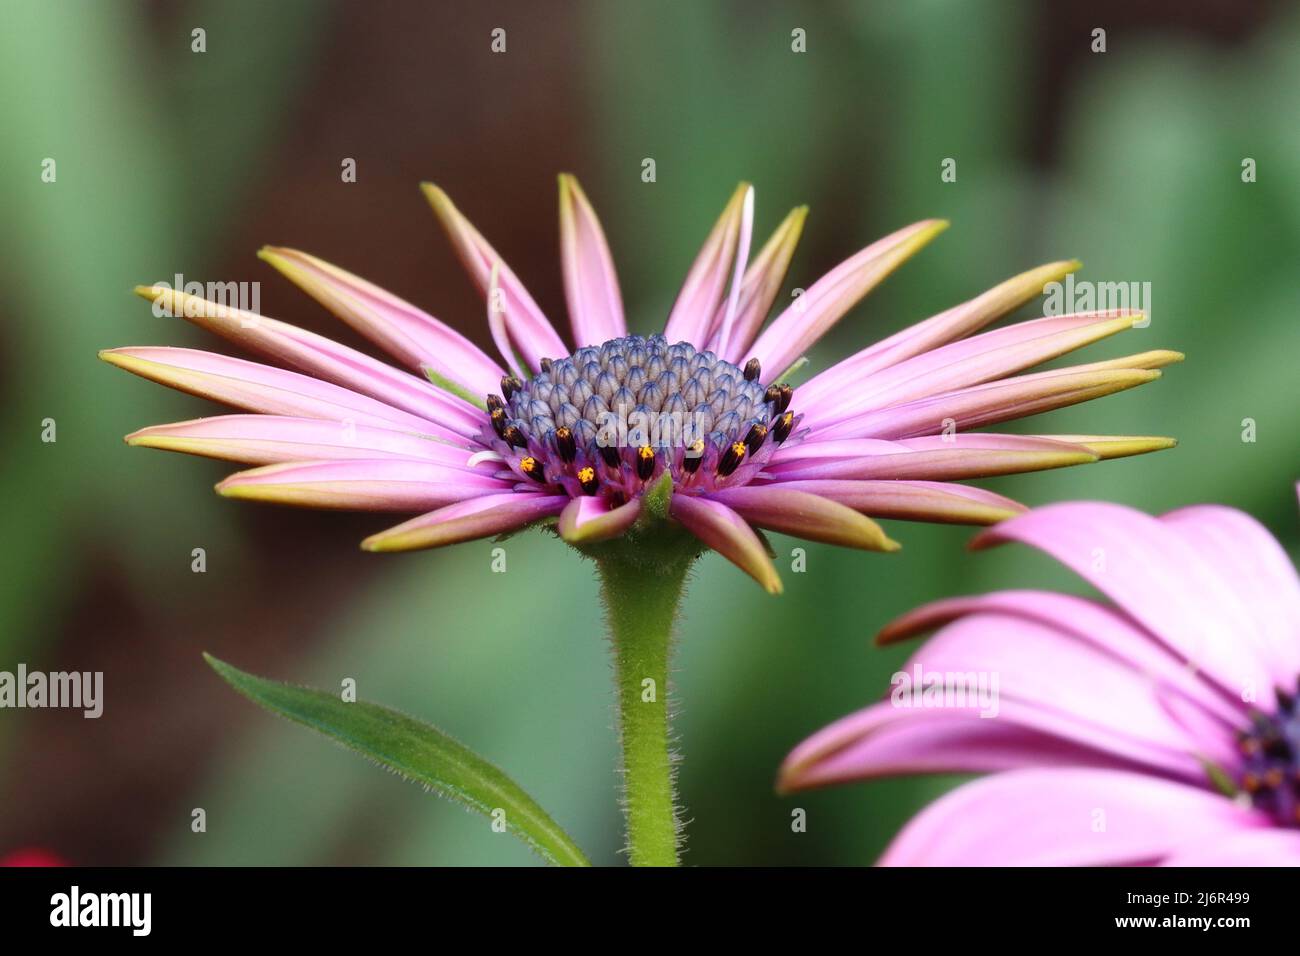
(1238, 687, 1300, 827)
(483, 334, 796, 499)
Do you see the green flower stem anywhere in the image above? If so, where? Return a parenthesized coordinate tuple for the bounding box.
(595, 544, 694, 867)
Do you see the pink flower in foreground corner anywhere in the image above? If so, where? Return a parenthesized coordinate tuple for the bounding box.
(101, 177, 1178, 592)
(780, 490, 1300, 866)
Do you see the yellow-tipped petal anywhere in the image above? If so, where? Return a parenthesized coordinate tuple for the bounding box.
(750, 217, 950, 375)
(662, 181, 753, 344)
(982, 259, 1082, 317)
(1032, 435, 1177, 460)
(713, 204, 809, 358)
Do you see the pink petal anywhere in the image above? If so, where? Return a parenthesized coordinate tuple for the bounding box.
(558, 174, 626, 347)
(484, 262, 524, 378)
(256, 247, 505, 399)
(1024, 434, 1177, 460)
(766, 434, 1098, 481)
(878, 768, 1266, 866)
(1159, 504, 1300, 682)
(803, 311, 1143, 430)
(973, 502, 1281, 706)
(100, 347, 457, 438)
(669, 493, 782, 594)
(134, 285, 483, 436)
(217, 458, 509, 511)
(781, 614, 1222, 791)
(747, 219, 949, 378)
(362, 492, 568, 552)
(126, 415, 484, 467)
(877, 589, 1245, 729)
(1161, 829, 1300, 867)
(796, 260, 1080, 400)
(557, 495, 642, 544)
(907, 614, 1228, 765)
(705, 485, 898, 551)
(781, 704, 1173, 792)
(771, 478, 1025, 525)
(710, 185, 754, 359)
(812, 365, 1163, 442)
(662, 183, 751, 346)
(769, 437, 903, 464)
(422, 183, 568, 370)
(710, 205, 807, 363)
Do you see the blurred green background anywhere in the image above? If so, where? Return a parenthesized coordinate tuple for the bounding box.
(1, 0, 1297, 865)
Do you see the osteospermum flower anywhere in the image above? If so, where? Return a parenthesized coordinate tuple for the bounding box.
(101, 177, 1177, 592)
(780, 493, 1300, 866)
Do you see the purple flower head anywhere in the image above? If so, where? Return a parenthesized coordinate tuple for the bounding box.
(102, 177, 1178, 592)
(780, 487, 1300, 866)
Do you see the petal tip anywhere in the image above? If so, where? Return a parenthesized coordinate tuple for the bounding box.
(967, 526, 1009, 551)
(361, 527, 426, 553)
(98, 348, 134, 370)
(775, 758, 812, 794)
(420, 181, 452, 210)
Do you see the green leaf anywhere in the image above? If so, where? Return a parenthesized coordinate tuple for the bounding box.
(204, 654, 590, 866)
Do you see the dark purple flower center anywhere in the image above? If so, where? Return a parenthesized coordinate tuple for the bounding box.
(1237, 686, 1300, 827)
(482, 334, 797, 500)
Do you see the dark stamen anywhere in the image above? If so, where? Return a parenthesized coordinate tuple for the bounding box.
(743, 358, 761, 382)
(519, 456, 546, 483)
(501, 375, 523, 401)
(773, 384, 793, 415)
(744, 422, 768, 455)
(577, 466, 599, 495)
(555, 426, 577, 462)
(502, 424, 527, 449)
(773, 411, 794, 444)
(682, 438, 705, 474)
(717, 440, 746, 477)
(636, 446, 656, 480)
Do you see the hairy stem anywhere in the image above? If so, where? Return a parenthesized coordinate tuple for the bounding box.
(596, 547, 693, 866)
